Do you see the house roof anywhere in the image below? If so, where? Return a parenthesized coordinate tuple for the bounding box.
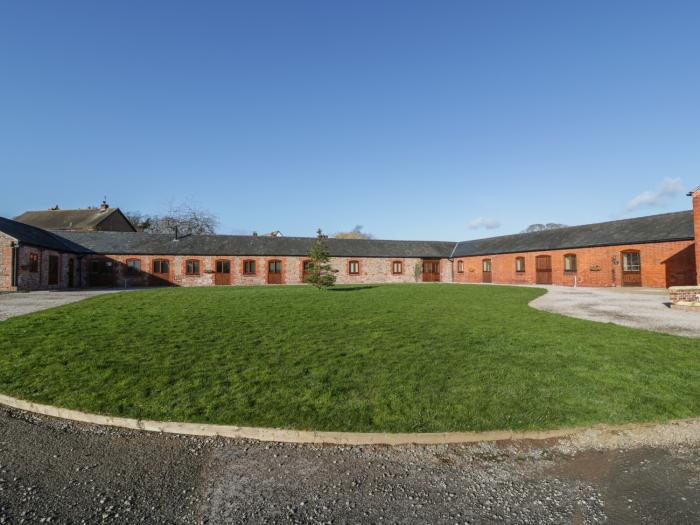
(14, 208, 135, 231)
(0, 216, 87, 253)
(2, 209, 694, 260)
(452, 210, 694, 258)
(54, 231, 457, 258)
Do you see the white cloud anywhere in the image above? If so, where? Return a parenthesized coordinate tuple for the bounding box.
(467, 217, 501, 230)
(626, 177, 684, 211)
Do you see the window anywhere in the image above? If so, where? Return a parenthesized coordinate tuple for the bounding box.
(268, 260, 282, 273)
(185, 259, 200, 275)
(126, 258, 141, 275)
(623, 251, 641, 272)
(457, 260, 464, 273)
(515, 257, 525, 273)
(392, 261, 403, 274)
(243, 260, 256, 275)
(153, 259, 169, 274)
(564, 254, 577, 272)
(216, 260, 231, 273)
(348, 260, 360, 275)
(28, 253, 39, 273)
(482, 259, 492, 272)
(91, 260, 113, 274)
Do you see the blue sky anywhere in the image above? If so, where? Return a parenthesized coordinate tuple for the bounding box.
(1, 2, 699, 240)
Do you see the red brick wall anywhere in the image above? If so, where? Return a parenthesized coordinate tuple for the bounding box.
(669, 286, 700, 304)
(452, 240, 696, 288)
(693, 191, 700, 285)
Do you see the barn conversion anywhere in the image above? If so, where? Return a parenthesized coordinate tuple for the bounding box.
(2, 190, 700, 292)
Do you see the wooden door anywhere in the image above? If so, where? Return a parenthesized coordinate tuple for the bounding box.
(89, 259, 115, 287)
(535, 255, 552, 284)
(482, 259, 492, 283)
(68, 259, 75, 287)
(421, 260, 440, 282)
(267, 260, 283, 284)
(215, 260, 231, 285)
(621, 250, 642, 286)
(48, 255, 59, 285)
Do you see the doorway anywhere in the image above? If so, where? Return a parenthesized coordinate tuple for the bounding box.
(267, 260, 283, 284)
(215, 259, 231, 285)
(535, 255, 552, 284)
(621, 250, 642, 286)
(421, 260, 440, 282)
(482, 259, 492, 283)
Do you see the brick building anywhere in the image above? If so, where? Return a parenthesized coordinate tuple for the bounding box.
(13, 202, 136, 232)
(451, 210, 695, 288)
(2, 191, 700, 292)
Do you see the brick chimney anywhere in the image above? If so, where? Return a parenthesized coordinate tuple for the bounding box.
(99, 199, 109, 210)
(691, 187, 700, 285)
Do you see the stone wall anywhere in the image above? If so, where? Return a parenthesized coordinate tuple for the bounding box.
(15, 245, 82, 291)
(82, 254, 452, 288)
(0, 232, 16, 291)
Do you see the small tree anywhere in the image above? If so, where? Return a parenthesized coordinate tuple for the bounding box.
(304, 229, 337, 289)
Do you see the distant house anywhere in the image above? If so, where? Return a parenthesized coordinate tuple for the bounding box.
(14, 201, 136, 233)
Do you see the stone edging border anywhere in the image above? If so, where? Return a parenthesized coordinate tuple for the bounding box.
(5, 393, 699, 446)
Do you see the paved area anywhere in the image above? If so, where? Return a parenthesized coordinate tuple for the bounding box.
(530, 285, 700, 338)
(0, 290, 121, 321)
(1, 406, 699, 524)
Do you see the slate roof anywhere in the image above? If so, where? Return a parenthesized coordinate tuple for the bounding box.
(452, 210, 694, 258)
(14, 208, 134, 231)
(0, 216, 88, 253)
(54, 231, 457, 258)
(2, 210, 694, 260)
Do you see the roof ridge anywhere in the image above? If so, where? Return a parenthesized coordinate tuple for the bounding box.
(458, 209, 692, 245)
(57, 230, 456, 244)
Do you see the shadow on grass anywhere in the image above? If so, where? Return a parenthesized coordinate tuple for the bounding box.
(329, 286, 379, 292)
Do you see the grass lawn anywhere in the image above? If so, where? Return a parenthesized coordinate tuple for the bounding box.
(1, 284, 699, 433)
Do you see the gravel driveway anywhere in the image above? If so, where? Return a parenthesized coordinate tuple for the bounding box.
(0, 289, 122, 321)
(1, 407, 699, 523)
(530, 285, 700, 337)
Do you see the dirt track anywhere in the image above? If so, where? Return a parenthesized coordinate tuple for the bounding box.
(2, 406, 699, 524)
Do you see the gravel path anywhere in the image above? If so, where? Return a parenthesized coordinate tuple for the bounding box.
(2, 406, 699, 524)
(0, 290, 123, 321)
(530, 285, 700, 337)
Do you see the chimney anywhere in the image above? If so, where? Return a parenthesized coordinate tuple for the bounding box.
(690, 187, 700, 285)
(100, 199, 109, 210)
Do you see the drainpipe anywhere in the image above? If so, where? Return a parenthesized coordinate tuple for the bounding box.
(77, 255, 84, 288)
(11, 242, 19, 289)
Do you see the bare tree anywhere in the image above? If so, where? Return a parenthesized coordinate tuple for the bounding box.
(126, 202, 219, 236)
(335, 225, 373, 239)
(148, 202, 219, 235)
(521, 223, 567, 233)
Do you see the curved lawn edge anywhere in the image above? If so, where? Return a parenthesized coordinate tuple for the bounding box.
(2, 392, 699, 446)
